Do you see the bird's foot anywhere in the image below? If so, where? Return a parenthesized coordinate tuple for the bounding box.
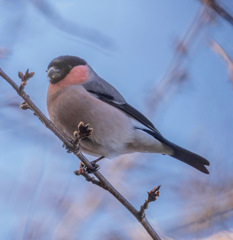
(91, 156, 104, 164)
(77, 161, 100, 174)
(83, 156, 104, 173)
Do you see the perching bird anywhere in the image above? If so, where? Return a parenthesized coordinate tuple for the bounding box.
(47, 55, 210, 174)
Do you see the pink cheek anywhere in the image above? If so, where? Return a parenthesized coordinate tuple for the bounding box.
(65, 65, 88, 85)
(48, 65, 89, 93)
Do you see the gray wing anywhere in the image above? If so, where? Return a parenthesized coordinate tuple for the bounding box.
(83, 70, 210, 174)
(82, 72, 162, 135)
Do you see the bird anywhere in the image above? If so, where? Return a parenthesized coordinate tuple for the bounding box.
(47, 55, 210, 174)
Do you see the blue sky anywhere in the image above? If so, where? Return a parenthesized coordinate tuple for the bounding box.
(0, 0, 233, 239)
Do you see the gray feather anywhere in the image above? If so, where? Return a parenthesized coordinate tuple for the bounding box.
(82, 66, 161, 134)
(82, 66, 126, 104)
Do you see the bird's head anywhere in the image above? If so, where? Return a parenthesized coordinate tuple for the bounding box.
(47, 55, 87, 84)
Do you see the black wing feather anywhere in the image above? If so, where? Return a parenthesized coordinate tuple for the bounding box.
(86, 88, 210, 174)
(110, 102, 162, 135)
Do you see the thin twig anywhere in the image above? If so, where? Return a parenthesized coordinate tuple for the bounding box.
(146, 6, 211, 115)
(74, 170, 105, 189)
(201, 0, 233, 26)
(0, 68, 161, 240)
(169, 207, 233, 233)
(139, 186, 161, 220)
(210, 41, 233, 84)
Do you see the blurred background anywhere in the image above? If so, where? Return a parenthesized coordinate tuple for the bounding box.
(0, 0, 233, 239)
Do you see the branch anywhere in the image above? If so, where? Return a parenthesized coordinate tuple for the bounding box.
(170, 207, 233, 233)
(146, 6, 211, 115)
(138, 186, 161, 220)
(201, 0, 233, 26)
(210, 41, 233, 84)
(74, 169, 106, 190)
(0, 68, 162, 240)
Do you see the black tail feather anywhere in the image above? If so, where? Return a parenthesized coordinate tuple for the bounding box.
(167, 141, 210, 174)
(139, 128, 210, 174)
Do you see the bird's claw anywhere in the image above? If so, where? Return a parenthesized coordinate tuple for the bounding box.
(78, 161, 100, 174)
(86, 161, 100, 173)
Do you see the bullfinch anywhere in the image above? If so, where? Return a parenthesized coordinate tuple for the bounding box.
(47, 55, 210, 174)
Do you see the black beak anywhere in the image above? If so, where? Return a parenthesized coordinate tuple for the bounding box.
(47, 67, 62, 80)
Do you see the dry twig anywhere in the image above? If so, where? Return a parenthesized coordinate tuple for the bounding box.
(0, 68, 161, 240)
(18, 69, 35, 93)
(146, 6, 212, 115)
(202, 0, 233, 26)
(139, 186, 161, 220)
(210, 41, 233, 84)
